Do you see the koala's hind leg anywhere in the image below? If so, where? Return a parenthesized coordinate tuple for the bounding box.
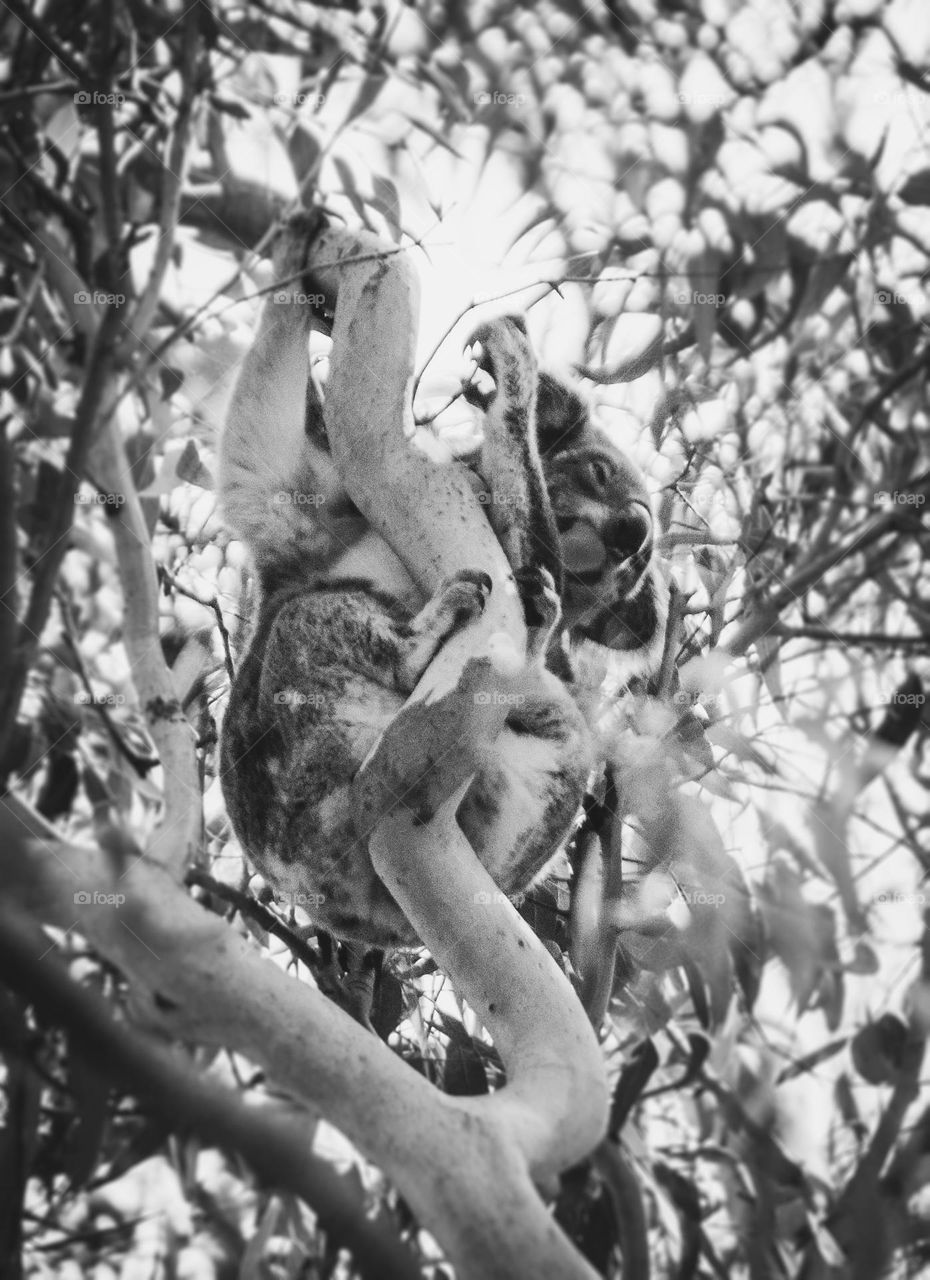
(315, 935, 382, 1033)
(395, 569, 492, 693)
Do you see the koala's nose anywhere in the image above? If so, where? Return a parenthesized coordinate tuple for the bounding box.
(604, 503, 652, 560)
(560, 520, 607, 575)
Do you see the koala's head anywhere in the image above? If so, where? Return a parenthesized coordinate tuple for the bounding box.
(536, 374, 658, 653)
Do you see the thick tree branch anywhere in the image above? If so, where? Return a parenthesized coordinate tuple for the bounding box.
(87, 421, 200, 877)
(309, 222, 607, 1275)
(0, 902, 420, 1280)
(0, 812, 598, 1280)
(307, 224, 527, 669)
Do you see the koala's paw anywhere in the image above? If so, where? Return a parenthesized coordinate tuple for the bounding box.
(514, 565, 561, 647)
(462, 316, 535, 412)
(436, 569, 493, 626)
(271, 210, 328, 300)
(397, 570, 493, 691)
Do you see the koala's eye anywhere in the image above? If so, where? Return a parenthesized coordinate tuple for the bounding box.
(586, 457, 614, 491)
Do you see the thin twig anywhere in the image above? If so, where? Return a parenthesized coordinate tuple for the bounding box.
(185, 868, 322, 973)
(125, 1, 200, 350)
(724, 471, 930, 655)
(0, 426, 18, 714)
(412, 279, 561, 405)
(57, 593, 159, 776)
(773, 626, 927, 650)
(157, 565, 236, 684)
(0, 305, 123, 778)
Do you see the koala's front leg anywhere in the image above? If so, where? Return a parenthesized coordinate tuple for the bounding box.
(395, 569, 492, 693)
(465, 317, 563, 600)
(513, 565, 562, 665)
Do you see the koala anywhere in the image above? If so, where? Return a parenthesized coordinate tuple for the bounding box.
(533, 374, 667, 684)
(221, 210, 665, 685)
(461, 368, 667, 690)
(219, 230, 592, 946)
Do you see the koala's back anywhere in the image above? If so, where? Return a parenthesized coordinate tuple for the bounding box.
(221, 580, 592, 948)
(221, 585, 419, 944)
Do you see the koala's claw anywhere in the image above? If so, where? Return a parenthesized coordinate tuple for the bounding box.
(463, 318, 528, 412)
(271, 210, 329, 299)
(514, 565, 561, 639)
(396, 569, 492, 691)
(438, 568, 493, 621)
(462, 342, 497, 411)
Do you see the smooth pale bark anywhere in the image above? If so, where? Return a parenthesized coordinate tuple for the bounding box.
(307, 227, 527, 683)
(87, 421, 201, 877)
(309, 222, 609, 1275)
(0, 893, 421, 1280)
(1, 806, 602, 1280)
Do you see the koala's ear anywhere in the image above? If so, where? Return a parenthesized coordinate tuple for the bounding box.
(535, 372, 589, 456)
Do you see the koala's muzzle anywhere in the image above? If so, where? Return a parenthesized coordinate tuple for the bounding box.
(558, 499, 653, 587)
(603, 501, 652, 561)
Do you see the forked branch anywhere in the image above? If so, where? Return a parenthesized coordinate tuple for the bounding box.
(313, 220, 609, 1275)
